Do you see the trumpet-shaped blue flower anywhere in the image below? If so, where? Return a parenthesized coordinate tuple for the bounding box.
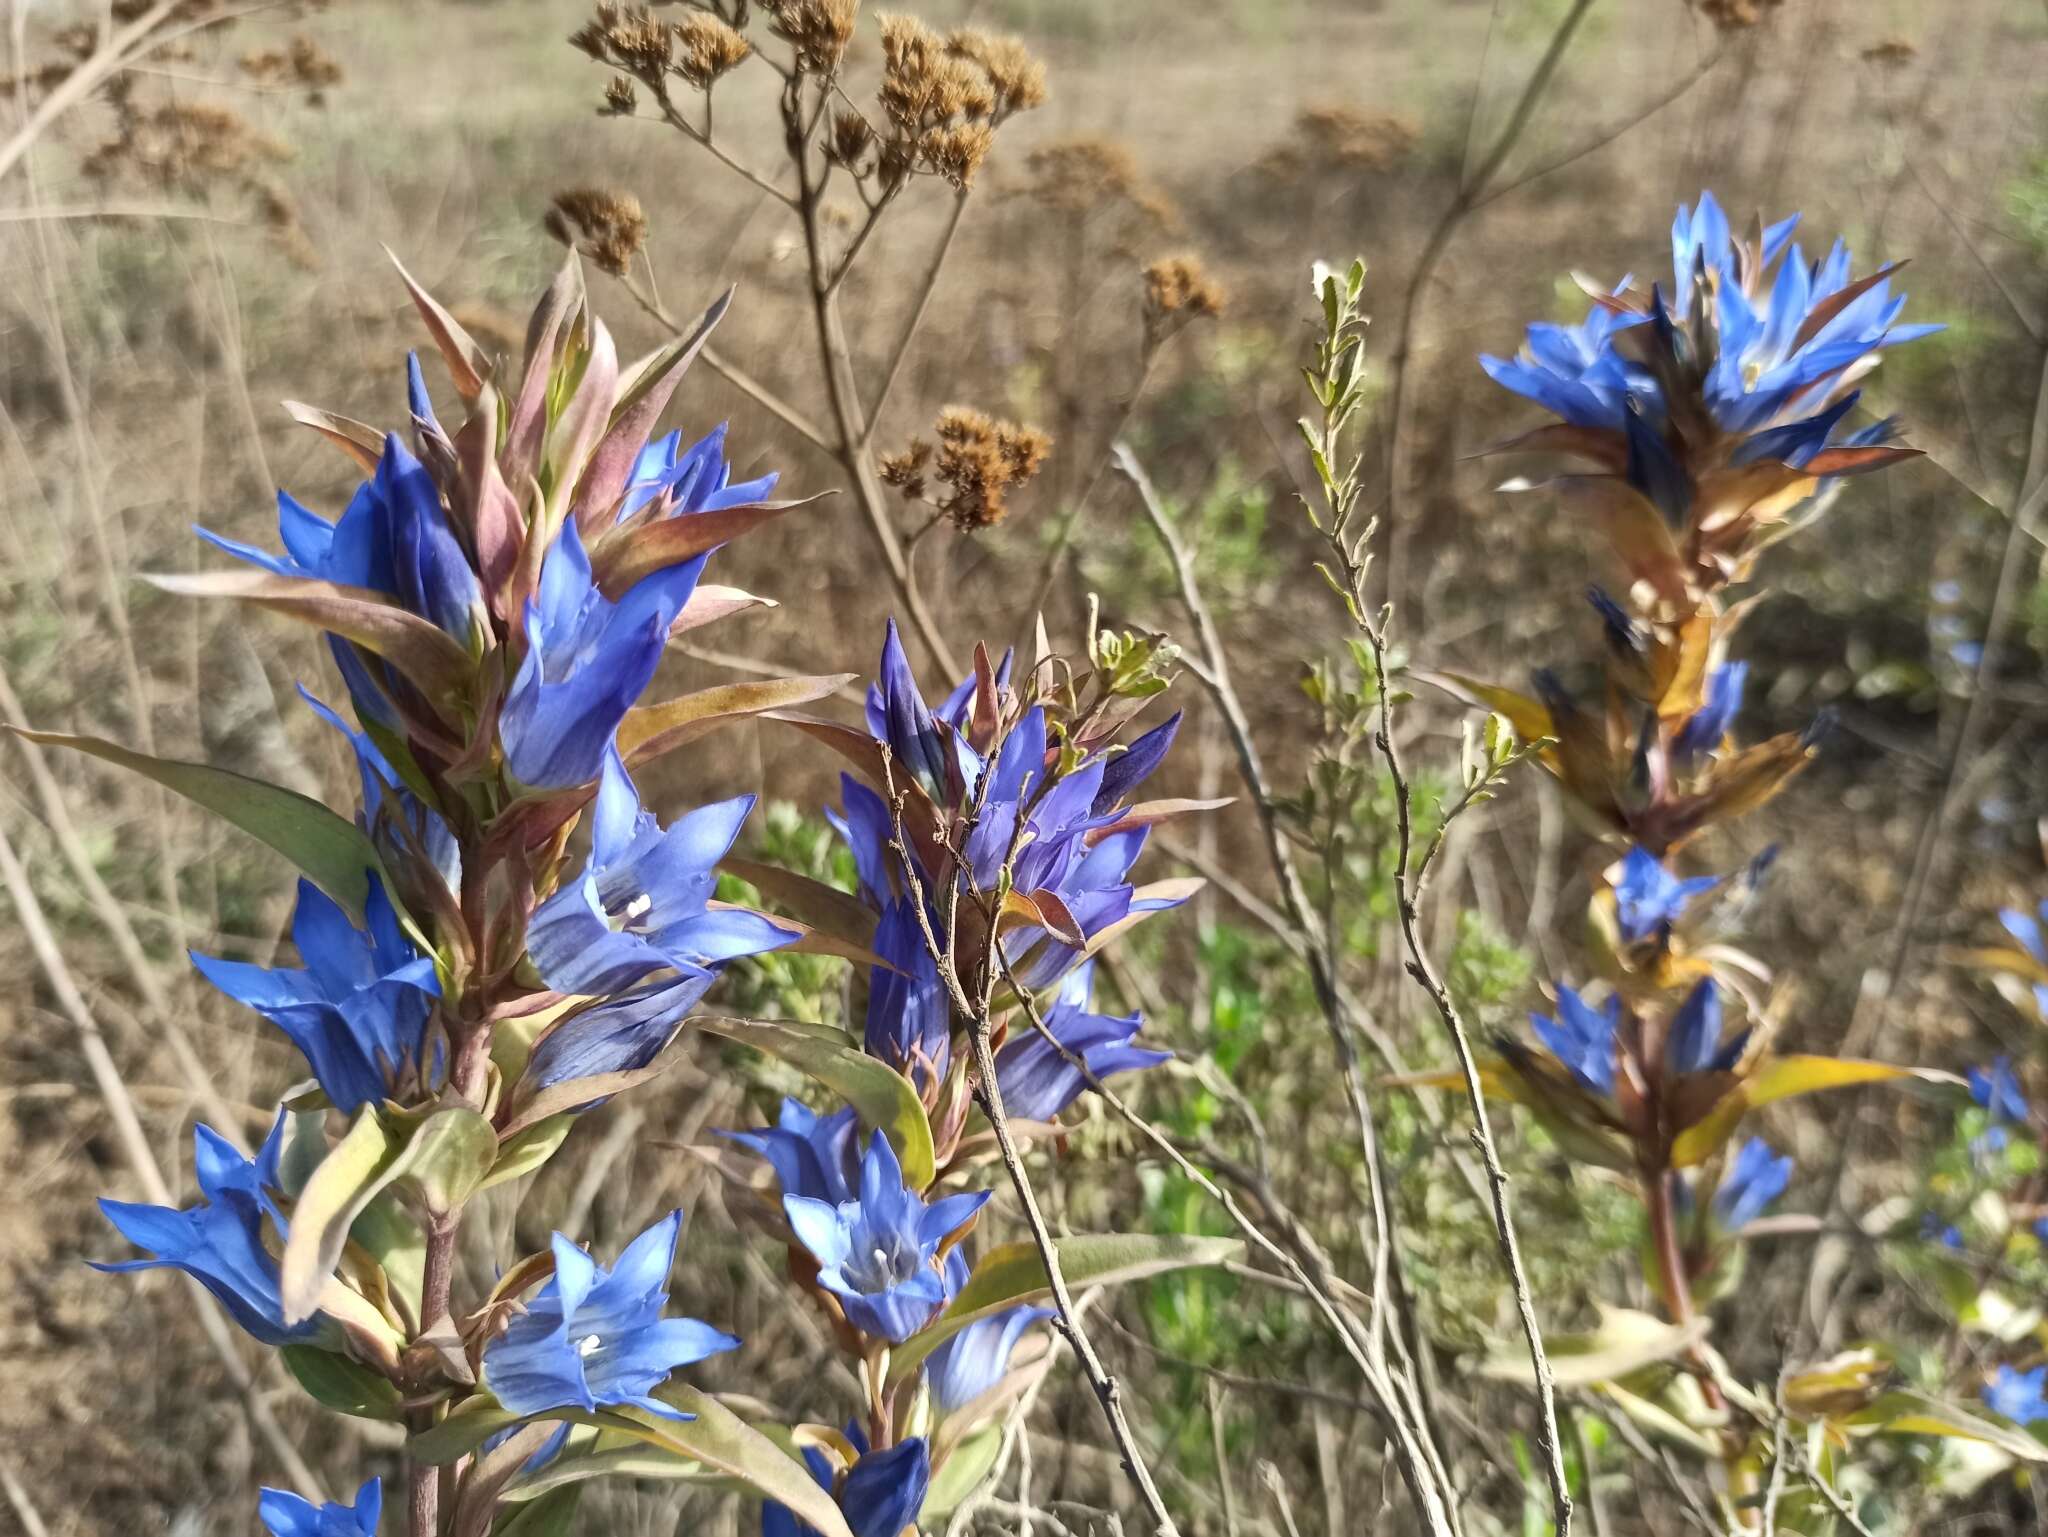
(718, 1097, 861, 1206)
(622, 424, 778, 520)
(95, 1115, 324, 1347)
(1712, 1137, 1792, 1232)
(863, 898, 953, 1088)
(1985, 1364, 2048, 1426)
(1667, 978, 1747, 1076)
(866, 619, 956, 800)
(826, 775, 896, 908)
(483, 1211, 738, 1419)
(526, 747, 795, 996)
(1673, 663, 1747, 764)
(191, 877, 438, 1113)
(522, 972, 717, 1092)
(301, 688, 460, 891)
(260, 1477, 382, 1537)
(1531, 984, 1619, 1096)
(993, 960, 1169, 1121)
(500, 520, 703, 789)
(1612, 847, 1718, 946)
(783, 1131, 988, 1342)
(762, 1427, 931, 1537)
(1969, 1056, 2030, 1124)
(926, 1251, 1053, 1414)
(1999, 900, 2048, 1019)
(1479, 300, 1652, 430)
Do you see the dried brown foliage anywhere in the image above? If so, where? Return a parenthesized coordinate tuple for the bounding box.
(766, 0, 859, 75)
(1141, 253, 1227, 348)
(673, 12, 754, 87)
(881, 407, 1052, 531)
(1263, 102, 1417, 179)
(1022, 138, 1175, 227)
(544, 187, 650, 276)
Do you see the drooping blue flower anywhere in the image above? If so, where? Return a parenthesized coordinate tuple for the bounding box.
(1673, 663, 1747, 764)
(866, 619, 955, 800)
(500, 519, 704, 789)
(1985, 1364, 2048, 1426)
(259, 1477, 382, 1537)
(1968, 1056, 2030, 1124)
(1667, 978, 1747, 1076)
(1612, 846, 1718, 946)
(926, 1250, 1053, 1414)
(483, 1211, 738, 1420)
(522, 972, 717, 1093)
(1531, 984, 1619, 1096)
(783, 1132, 988, 1343)
(191, 876, 439, 1113)
(95, 1115, 325, 1348)
(1094, 709, 1181, 814)
(622, 424, 778, 520)
(1479, 299, 1653, 430)
(1712, 1137, 1792, 1232)
(993, 960, 1169, 1121)
(863, 898, 953, 1089)
(762, 1426, 931, 1537)
(526, 747, 794, 996)
(718, 1097, 861, 1206)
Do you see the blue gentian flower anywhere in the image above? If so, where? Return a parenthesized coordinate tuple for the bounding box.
(762, 1426, 931, 1537)
(1969, 1056, 2030, 1122)
(191, 876, 439, 1113)
(1985, 1365, 2048, 1426)
(1920, 1212, 1964, 1252)
(1531, 984, 1619, 1095)
(259, 1477, 382, 1537)
(1999, 900, 2048, 1020)
(500, 519, 703, 789)
(622, 425, 777, 520)
(1094, 709, 1181, 813)
(718, 1097, 861, 1206)
(525, 746, 794, 996)
(483, 1211, 738, 1420)
(783, 1131, 989, 1342)
(866, 619, 956, 800)
(301, 688, 460, 891)
(1612, 846, 1718, 946)
(1673, 663, 1747, 764)
(864, 898, 953, 1089)
(826, 775, 896, 908)
(1479, 299, 1652, 430)
(95, 1115, 325, 1347)
(522, 972, 717, 1092)
(926, 1251, 1053, 1414)
(1712, 1138, 1792, 1232)
(1667, 978, 1746, 1076)
(993, 960, 1169, 1121)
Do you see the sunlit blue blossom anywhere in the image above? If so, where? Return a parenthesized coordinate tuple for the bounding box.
(95, 1116, 323, 1348)
(1712, 1138, 1792, 1232)
(1479, 300, 1651, 430)
(484, 1211, 737, 1420)
(1667, 978, 1747, 1076)
(1531, 984, 1618, 1095)
(927, 1251, 1052, 1414)
(992, 960, 1168, 1121)
(623, 424, 778, 520)
(718, 1097, 860, 1206)
(1969, 1056, 2029, 1124)
(783, 1132, 988, 1342)
(523, 973, 717, 1092)
(867, 618, 956, 800)
(301, 688, 459, 891)
(762, 1427, 930, 1537)
(1673, 663, 1747, 764)
(1985, 1365, 2048, 1425)
(1612, 846, 1718, 946)
(864, 898, 952, 1088)
(191, 876, 438, 1113)
(500, 520, 702, 789)
(526, 747, 793, 996)
(259, 1477, 382, 1537)
(2000, 900, 2048, 1019)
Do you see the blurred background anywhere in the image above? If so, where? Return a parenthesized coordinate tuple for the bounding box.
(4, 0, 2046, 1531)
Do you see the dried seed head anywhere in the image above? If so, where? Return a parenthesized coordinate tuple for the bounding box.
(1142, 253, 1228, 344)
(827, 108, 875, 171)
(883, 408, 1051, 531)
(673, 12, 752, 87)
(1859, 37, 1915, 66)
(945, 28, 1046, 120)
(1691, 0, 1785, 28)
(546, 187, 650, 277)
(1289, 103, 1416, 172)
(1023, 138, 1175, 227)
(572, 3, 674, 77)
(919, 120, 993, 189)
(767, 0, 858, 75)
(240, 36, 344, 103)
(603, 75, 639, 114)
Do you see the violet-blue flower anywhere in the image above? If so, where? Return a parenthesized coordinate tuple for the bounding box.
(622, 424, 777, 520)
(762, 1427, 930, 1537)
(1531, 984, 1618, 1096)
(259, 1477, 382, 1537)
(926, 1251, 1053, 1415)
(1712, 1137, 1792, 1232)
(718, 1096, 861, 1206)
(993, 960, 1168, 1121)
(1612, 846, 1718, 946)
(1985, 1364, 2048, 1426)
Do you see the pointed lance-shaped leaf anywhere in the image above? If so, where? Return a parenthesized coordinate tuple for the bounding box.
(387, 246, 494, 399)
(282, 400, 387, 476)
(589, 494, 830, 598)
(617, 675, 857, 767)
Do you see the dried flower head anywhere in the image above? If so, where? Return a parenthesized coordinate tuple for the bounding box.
(1142, 254, 1227, 346)
(545, 187, 650, 277)
(604, 75, 639, 114)
(827, 107, 875, 171)
(883, 407, 1051, 531)
(673, 12, 752, 88)
(945, 28, 1047, 120)
(1289, 103, 1416, 172)
(1691, 0, 1786, 28)
(572, 3, 674, 79)
(1860, 37, 1916, 67)
(767, 0, 858, 75)
(240, 36, 344, 104)
(868, 14, 1041, 189)
(1023, 138, 1175, 228)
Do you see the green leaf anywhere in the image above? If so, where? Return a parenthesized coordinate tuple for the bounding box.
(481, 1114, 575, 1191)
(410, 1395, 527, 1465)
(1478, 1305, 1707, 1389)
(503, 1434, 713, 1502)
(691, 1016, 935, 1190)
(1672, 1057, 1957, 1166)
(889, 1233, 1243, 1385)
(280, 1106, 496, 1322)
(494, 1485, 584, 1537)
(8, 728, 382, 919)
(350, 1192, 426, 1321)
(922, 1425, 1002, 1521)
(281, 1345, 404, 1421)
(627, 1389, 855, 1537)
(1852, 1390, 2048, 1461)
